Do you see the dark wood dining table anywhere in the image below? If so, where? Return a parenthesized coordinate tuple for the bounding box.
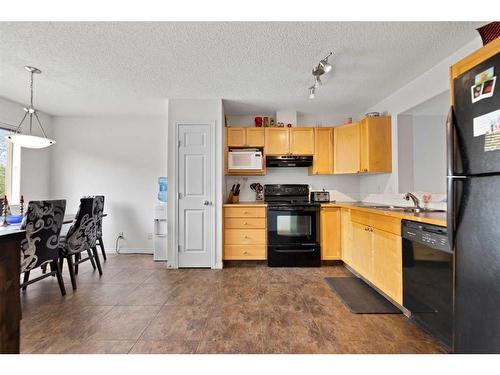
(0, 213, 107, 354)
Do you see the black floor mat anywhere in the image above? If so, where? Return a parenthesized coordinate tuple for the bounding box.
(325, 277, 401, 314)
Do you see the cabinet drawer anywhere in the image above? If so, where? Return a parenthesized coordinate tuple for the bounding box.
(351, 210, 400, 235)
(224, 229, 266, 245)
(225, 218, 266, 229)
(224, 245, 266, 260)
(224, 206, 266, 218)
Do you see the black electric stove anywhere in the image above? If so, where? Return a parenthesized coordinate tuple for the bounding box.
(264, 184, 321, 267)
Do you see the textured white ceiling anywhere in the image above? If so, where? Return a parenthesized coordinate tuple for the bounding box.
(0, 22, 482, 116)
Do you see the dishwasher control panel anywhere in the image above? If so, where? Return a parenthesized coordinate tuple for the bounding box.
(402, 220, 451, 253)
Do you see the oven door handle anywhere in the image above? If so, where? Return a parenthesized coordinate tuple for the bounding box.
(268, 207, 318, 212)
(273, 248, 317, 253)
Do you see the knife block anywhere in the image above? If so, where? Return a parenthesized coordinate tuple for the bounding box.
(227, 191, 239, 204)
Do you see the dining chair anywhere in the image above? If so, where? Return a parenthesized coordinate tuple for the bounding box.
(20, 200, 67, 296)
(93, 195, 106, 261)
(59, 197, 102, 290)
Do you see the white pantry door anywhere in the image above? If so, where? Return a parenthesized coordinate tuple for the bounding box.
(177, 124, 213, 268)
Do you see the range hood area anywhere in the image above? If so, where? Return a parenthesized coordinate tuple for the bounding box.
(266, 155, 313, 167)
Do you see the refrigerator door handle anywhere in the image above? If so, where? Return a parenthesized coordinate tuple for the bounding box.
(446, 176, 454, 249)
(446, 106, 456, 177)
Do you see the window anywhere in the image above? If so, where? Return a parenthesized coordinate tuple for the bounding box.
(0, 127, 21, 204)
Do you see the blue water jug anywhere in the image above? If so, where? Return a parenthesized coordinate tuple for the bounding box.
(158, 177, 167, 202)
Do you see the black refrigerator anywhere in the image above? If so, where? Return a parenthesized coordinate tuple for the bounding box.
(449, 50, 500, 353)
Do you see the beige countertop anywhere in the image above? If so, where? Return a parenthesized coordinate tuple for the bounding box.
(320, 202, 447, 227)
(223, 201, 267, 207)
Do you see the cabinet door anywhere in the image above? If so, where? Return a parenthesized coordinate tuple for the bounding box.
(265, 128, 290, 155)
(351, 222, 373, 279)
(313, 128, 334, 174)
(320, 208, 341, 260)
(227, 128, 246, 147)
(360, 117, 392, 173)
(334, 123, 360, 174)
(340, 208, 352, 265)
(373, 229, 402, 304)
(246, 128, 265, 147)
(290, 128, 315, 155)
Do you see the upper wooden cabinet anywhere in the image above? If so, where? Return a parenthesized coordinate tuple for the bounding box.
(334, 116, 392, 174)
(227, 128, 265, 148)
(290, 128, 315, 155)
(265, 128, 314, 156)
(334, 123, 360, 174)
(227, 128, 246, 147)
(265, 128, 289, 155)
(311, 128, 334, 175)
(359, 117, 392, 173)
(245, 128, 265, 147)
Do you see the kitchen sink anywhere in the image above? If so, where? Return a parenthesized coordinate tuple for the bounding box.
(401, 207, 446, 213)
(362, 205, 406, 210)
(361, 205, 445, 213)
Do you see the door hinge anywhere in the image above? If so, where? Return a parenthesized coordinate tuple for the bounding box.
(178, 244, 182, 252)
(178, 192, 182, 199)
(178, 139, 182, 147)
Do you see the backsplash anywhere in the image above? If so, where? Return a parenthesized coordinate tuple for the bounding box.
(225, 168, 360, 202)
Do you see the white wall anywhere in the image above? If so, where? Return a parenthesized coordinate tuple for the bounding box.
(397, 114, 414, 192)
(227, 113, 349, 127)
(359, 37, 483, 200)
(50, 115, 168, 252)
(167, 99, 224, 269)
(297, 113, 352, 127)
(412, 115, 447, 193)
(0, 96, 53, 203)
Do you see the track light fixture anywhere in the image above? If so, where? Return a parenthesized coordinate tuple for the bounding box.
(308, 52, 333, 99)
(313, 76, 322, 88)
(309, 87, 315, 99)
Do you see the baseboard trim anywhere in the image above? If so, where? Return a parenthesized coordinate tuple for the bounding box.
(116, 248, 154, 255)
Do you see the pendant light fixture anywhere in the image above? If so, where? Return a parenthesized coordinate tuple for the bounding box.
(4, 66, 55, 149)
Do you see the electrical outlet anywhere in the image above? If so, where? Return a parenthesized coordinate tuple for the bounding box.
(147, 232, 153, 240)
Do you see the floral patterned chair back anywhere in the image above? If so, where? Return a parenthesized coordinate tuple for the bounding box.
(20, 200, 67, 273)
(62, 197, 97, 255)
(93, 195, 105, 239)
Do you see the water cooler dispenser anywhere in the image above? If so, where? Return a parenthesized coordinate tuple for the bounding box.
(154, 177, 167, 261)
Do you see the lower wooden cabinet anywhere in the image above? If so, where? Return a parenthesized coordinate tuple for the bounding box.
(351, 222, 374, 280)
(320, 207, 341, 260)
(224, 245, 266, 260)
(223, 205, 267, 260)
(340, 208, 353, 266)
(372, 228, 403, 304)
(339, 207, 403, 305)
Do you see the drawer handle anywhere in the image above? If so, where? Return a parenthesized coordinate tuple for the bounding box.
(243, 222, 248, 225)
(243, 211, 249, 214)
(243, 250, 248, 254)
(244, 235, 249, 239)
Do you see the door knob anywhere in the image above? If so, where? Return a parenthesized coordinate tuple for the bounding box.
(203, 200, 211, 206)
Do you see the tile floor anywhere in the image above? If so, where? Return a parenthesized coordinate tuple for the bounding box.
(20, 254, 447, 354)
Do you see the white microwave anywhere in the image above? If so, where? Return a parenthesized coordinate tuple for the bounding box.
(228, 150, 263, 170)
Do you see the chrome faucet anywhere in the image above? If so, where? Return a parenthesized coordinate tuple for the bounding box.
(404, 193, 421, 209)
